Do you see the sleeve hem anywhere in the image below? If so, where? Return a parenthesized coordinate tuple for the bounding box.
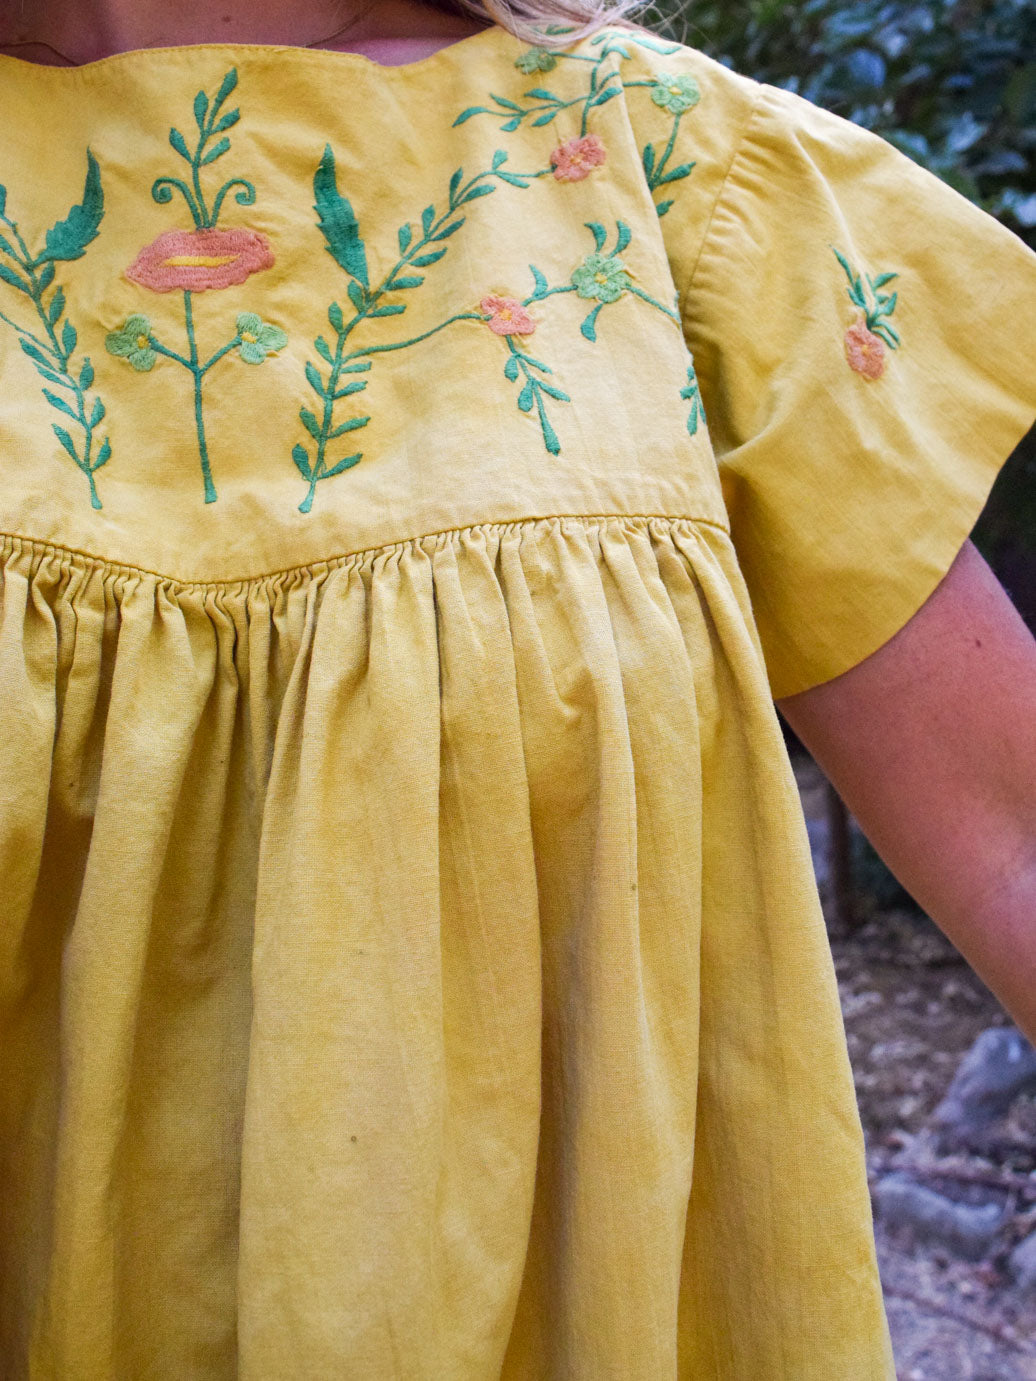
(769, 410, 1036, 701)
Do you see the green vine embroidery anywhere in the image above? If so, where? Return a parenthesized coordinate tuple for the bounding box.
(454, 27, 699, 215)
(0, 154, 111, 508)
(833, 247, 900, 380)
(679, 362, 705, 435)
(289, 33, 700, 509)
(292, 142, 554, 510)
(105, 68, 288, 503)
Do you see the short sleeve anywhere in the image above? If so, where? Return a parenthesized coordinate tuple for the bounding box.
(675, 76, 1036, 699)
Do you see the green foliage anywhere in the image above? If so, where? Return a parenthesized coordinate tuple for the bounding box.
(641, 0, 1036, 234)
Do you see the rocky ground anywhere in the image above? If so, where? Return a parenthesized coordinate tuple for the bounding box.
(794, 752, 1036, 1379)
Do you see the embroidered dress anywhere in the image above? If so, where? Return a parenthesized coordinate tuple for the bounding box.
(0, 22, 1034, 1378)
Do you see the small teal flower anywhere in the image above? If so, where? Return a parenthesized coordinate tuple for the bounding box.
(236, 312, 287, 364)
(515, 47, 558, 73)
(650, 72, 701, 115)
(105, 314, 157, 372)
(570, 253, 631, 303)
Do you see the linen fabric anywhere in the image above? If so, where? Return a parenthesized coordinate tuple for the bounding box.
(0, 20, 1034, 1378)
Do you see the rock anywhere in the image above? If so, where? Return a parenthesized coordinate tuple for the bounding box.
(1008, 1230, 1036, 1292)
(805, 814, 829, 887)
(871, 1172, 1009, 1260)
(929, 1026, 1036, 1145)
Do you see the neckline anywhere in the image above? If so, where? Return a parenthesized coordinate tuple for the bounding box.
(0, 18, 521, 76)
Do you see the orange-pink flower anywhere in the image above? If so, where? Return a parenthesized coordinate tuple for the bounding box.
(844, 316, 887, 380)
(126, 227, 275, 293)
(480, 294, 536, 336)
(549, 134, 607, 183)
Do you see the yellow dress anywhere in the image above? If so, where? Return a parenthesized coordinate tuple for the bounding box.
(1, 21, 1034, 1378)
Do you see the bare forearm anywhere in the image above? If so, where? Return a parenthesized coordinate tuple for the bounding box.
(777, 540, 1036, 1044)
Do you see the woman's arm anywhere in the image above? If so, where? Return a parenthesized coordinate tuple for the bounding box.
(775, 538, 1036, 1045)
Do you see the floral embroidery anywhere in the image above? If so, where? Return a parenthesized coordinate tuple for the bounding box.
(649, 73, 701, 114)
(106, 313, 158, 371)
(0, 153, 111, 508)
(236, 313, 288, 363)
(480, 294, 537, 335)
(479, 220, 679, 453)
(456, 30, 699, 219)
(514, 47, 558, 73)
(106, 68, 287, 503)
(291, 142, 553, 510)
(571, 250, 631, 302)
(844, 318, 888, 380)
(833, 247, 900, 380)
(549, 134, 607, 182)
(126, 226, 274, 292)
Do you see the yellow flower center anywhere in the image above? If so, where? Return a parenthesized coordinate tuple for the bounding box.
(241, 331, 258, 343)
(136, 334, 149, 349)
(594, 272, 608, 284)
(163, 254, 239, 267)
(669, 85, 682, 95)
(497, 308, 513, 321)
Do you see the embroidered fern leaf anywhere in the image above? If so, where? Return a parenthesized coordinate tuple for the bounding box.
(52, 425, 78, 460)
(201, 137, 232, 165)
(323, 453, 364, 479)
(585, 222, 608, 252)
(313, 144, 369, 289)
(36, 150, 104, 265)
(169, 128, 192, 161)
(452, 106, 492, 125)
(0, 262, 29, 293)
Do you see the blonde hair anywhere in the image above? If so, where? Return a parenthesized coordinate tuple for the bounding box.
(420, 0, 671, 51)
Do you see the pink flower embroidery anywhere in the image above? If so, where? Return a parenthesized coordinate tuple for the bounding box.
(844, 315, 887, 380)
(480, 294, 536, 336)
(125, 227, 274, 293)
(549, 134, 607, 183)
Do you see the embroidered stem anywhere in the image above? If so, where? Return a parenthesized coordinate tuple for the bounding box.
(625, 282, 680, 323)
(680, 361, 705, 436)
(348, 311, 484, 359)
(296, 148, 545, 511)
(503, 336, 568, 455)
(183, 290, 218, 503)
(156, 68, 251, 229)
(0, 200, 110, 508)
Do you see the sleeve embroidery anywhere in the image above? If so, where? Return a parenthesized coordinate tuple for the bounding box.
(832, 247, 901, 381)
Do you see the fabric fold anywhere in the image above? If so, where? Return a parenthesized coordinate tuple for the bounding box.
(0, 515, 889, 1378)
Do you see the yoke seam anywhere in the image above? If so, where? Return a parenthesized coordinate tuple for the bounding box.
(678, 82, 767, 326)
(0, 511, 733, 591)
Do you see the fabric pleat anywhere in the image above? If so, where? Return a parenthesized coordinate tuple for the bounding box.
(0, 515, 890, 1379)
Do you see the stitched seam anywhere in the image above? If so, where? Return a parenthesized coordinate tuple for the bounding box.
(0, 511, 733, 591)
(677, 82, 768, 326)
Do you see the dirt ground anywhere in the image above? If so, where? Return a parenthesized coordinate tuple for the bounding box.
(794, 753, 1036, 1379)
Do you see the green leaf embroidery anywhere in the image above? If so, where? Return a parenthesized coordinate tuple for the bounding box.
(36, 150, 104, 265)
(0, 160, 110, 507)
(313, 144, 369, 288)
(832, 246, 902, 375)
